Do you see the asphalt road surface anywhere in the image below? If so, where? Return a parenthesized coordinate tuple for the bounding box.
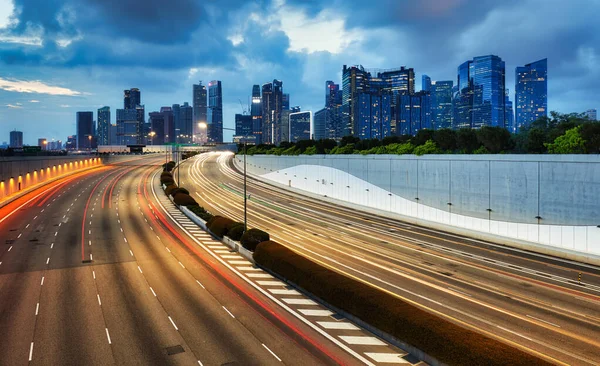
(177, 151, 600, 366)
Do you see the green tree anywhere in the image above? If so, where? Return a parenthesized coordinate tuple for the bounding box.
(303, 146, 317, 155)
(412, 129, 435, 146)
(545, 126, 585, 154)
(476, 126, 514, 153)
(433, 129, 457, 152)
(579, 122, 600, 153)
(413, 140, 440, 156)
(525, 127, 547, 154)
(456, 128, 480, 153)
(340, 135, 359, 147)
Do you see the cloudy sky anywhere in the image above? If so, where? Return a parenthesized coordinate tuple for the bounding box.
(0, 0, 598, 144)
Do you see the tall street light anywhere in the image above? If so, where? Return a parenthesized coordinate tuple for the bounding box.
(149, 131, 156, 146)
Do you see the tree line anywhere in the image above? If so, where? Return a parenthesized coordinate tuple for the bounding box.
(241, 112, 600, 156)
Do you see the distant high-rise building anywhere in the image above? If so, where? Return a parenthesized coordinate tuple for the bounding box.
(282, 93, 290, 111)
(356, 92, 392, 140)
(289, 111, 312, 142)
(172, 104, 181, 141)
(124, 88, 141, 109)
(38, 138, 47, 150)
(66, 135, 76, 151)
(505, 89, 514, 133)
(97, 106, 110, 145)
(116, 109, 139, 145)
(193, 81, 207, 143)
(398, 91, 431, 136)
(76, 111, 94, 150)
(325, 81, 343, 140)
(179, 102, 194, 143)
(149, 111, 165, 145)
(235, 114, 253, 137)
(377, 67, 415, 97)
(430, 80, 453, 130)
(109, 124, 117, 145)
(251, 85, 263, 144)
(261, 80, 283, 144)
(584, 109, 597, 121)
(160, 107, 175, 143)
(281, 110, 291, 143)
(207, 80, 223, 143)
(515, 58, 547, 131)
(342, 65, 370, 137)
(313, 108, 327, 140)
(422, 75, 431, 92)
(453, 55, 506, 129)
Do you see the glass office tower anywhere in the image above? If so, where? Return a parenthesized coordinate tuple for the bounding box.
(515, 58, 547, 131)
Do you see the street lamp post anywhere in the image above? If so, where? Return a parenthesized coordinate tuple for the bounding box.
(222, 127, 248, 232)
(149, 131, 156, 146)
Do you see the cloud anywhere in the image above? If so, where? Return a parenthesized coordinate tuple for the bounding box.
(0, 77, 81, 95)
(28, 99, 39, 102)
(59, 104, 70, 108)
(0, 0, 15, 29)
(6, 103, 22, 108)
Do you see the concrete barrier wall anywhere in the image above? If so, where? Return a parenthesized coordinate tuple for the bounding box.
(238, 154, 600, 258)
(0, 155, 101, 202)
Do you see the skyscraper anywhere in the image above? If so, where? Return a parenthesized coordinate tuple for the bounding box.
(161, 107, 175, 143)
(9, 130, 23, 148)
(282, 93, 290, 111)
(179, 102, 193, 143)
(235, 114, 253, 137)
(515, 58, 547, 131)
(289, 111, 312, 142)
(97, 106, 110, 145)
(377, 67, 415, 96)
(430, 80, 453, 130)
(149, 111, 165, 145)
(261, 80, 283, 144)
(505, 90, 514, 133)
(193, 81, 207, 143)
(207, 80, 223, 143)
(116, 109, 139, 145)
(342, 65, 370, 137)
(76, 111, 94, 150)
(356, 92, 392, 140)
(453, 55, 506, 129)
(251, 85, 263, 144)
(313, 108, 327, 141)
(325, 81, 343, 140)
(124, 88, 141, 110)
(422, 75, 431, 92)
(38, 138, 47, 150)
(398, 91, 431, 136)
(121, 88, 144, 144)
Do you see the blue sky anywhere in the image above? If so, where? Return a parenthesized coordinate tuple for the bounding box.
(0, 0, 598, 145)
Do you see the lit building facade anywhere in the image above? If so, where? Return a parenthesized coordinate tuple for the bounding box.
(235, 114, 253, 137)
(9, 130, 23, 148)
(76, 111, 94, 150)
(207, 80, 223, 143)
(261, 80, 283, 144)
(430, 80, 453, 130)
(515, 58, 547, 131)
(193, 81, 207, 143)
(251, 85, 263, 144)
(97, 106, 110, 145)
(398, 91, 431, 136)
(289, 111, 312, 143)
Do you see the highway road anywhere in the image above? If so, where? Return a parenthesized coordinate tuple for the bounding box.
(179, 151, 600, 366)
(0, 155, 367, 366)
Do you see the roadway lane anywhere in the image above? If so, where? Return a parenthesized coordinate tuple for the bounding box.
(1, 155, 352, 365)
(178, 151, 600, 365)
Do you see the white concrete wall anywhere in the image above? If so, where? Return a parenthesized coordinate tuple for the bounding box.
(240, 154, 600, 258)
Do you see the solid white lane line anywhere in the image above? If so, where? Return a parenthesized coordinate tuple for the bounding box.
(105, 328, 112, 344)
(497, 325, 532, 341)
(262, 344, 282, 362)
(129, 250, 134, 257)
(97, 294, 102, 306)
(150, 287, 157, 297)
(448, 287, 472, 297)
(138, 266, 143, 273)
(35, 303, 39, 316)
(526, 314, 561, 328)
(223, 306, 235, 318)
(196, 280, 205, 289)
(168, 316, 179, 330)
(178, 262, 185, 269)
(29, 342, 34, 361)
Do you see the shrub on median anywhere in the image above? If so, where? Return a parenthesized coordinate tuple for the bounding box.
(240, 228, 270, 251)
(173, 192, 197, 206)
(186, 204, 213, 222)
(170, 187, 190, 197)
(227, 222, 245, 241)
(207, 216, 235, 237)
(164, 184, 178, 196)
(253, 241, 553, 366)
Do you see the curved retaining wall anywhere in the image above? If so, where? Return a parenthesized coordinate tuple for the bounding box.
(237, 154, 600, 261)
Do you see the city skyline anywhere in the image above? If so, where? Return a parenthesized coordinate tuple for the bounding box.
(1, 0, 598, 144)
